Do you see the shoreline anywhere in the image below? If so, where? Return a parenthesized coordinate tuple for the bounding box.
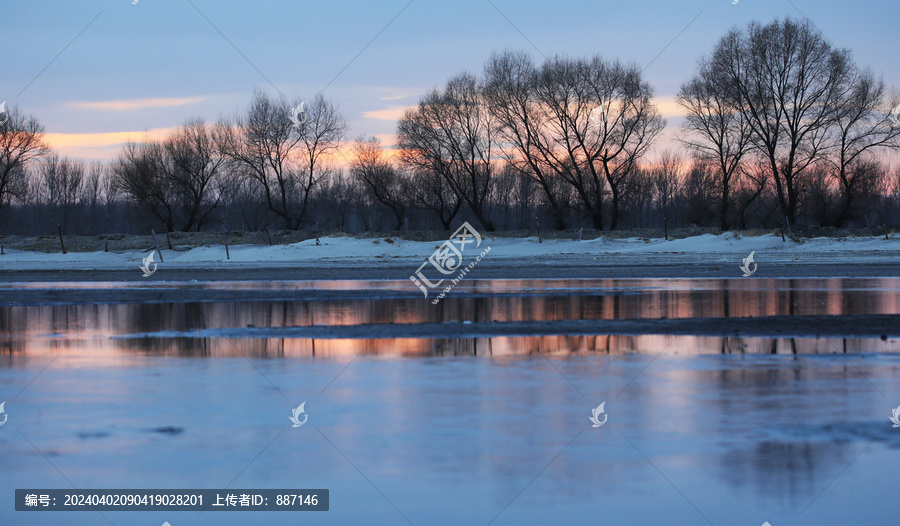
(0, 232, 896, 281)
(112, 314, 900, 341)
(0, 259, 897, 283)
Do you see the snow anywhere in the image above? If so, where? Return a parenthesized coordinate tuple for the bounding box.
(0, 233, 896, 271)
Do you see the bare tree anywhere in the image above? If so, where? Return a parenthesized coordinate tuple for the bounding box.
(653, 150, 683, 224)
(712, 18, 856, 225)
(0, 105, 49, 213)
(734, 157, 772, 228)
(217, 91, 347, 230)
(350, 135, 409, 230)
(677, 55, 753, 230)
(79, 162, 103, 209)
(408, 167, 462, 230)
(37, 154, 85, 227)
(680, 159, 717, 226)
(219, 165, 270, 231)
(539, 56, 664, 229)
(484, 50, 568, 229)
(398, 73, 498, 231)
(77, 162, 108, 233)
(826, 72, 900, 225)
(163, 118, 224, 231)
(112, 140, 176, 230)
(318, 172, 364, 231)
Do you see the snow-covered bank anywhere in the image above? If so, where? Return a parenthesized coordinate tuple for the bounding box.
(0, 233, 896, 273)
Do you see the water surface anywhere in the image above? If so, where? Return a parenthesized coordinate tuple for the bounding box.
(1, 278, 899, 525)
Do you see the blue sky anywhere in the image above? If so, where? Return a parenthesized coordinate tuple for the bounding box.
(3, 0, 898, 159)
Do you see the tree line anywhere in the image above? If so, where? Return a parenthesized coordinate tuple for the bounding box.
(1, 17, 898, 236)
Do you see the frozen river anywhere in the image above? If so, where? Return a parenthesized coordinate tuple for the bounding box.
(1, 278, 900, 525)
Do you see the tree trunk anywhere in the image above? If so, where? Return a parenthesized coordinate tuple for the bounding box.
(609, 187, 620, 230)
(719, 185, 730, 231)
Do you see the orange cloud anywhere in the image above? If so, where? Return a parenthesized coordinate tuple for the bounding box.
(361, 106, 415, 121)
(43, 128, 180, 160)
(653, 95, 685, 119)
(67, 97, 205, 111)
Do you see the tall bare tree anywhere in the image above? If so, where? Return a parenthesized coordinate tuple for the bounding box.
(163, 118, 224, 231)
(112, 140, 176, 230)
(677, 55, 753, 230)
(0, 105, 49, 212)
(534, 55, 663, 229)
(484, 50, 568, 229)
(484, 52, 662, 230)
(217, 91, 347, 230)
(826, 72, 900, 225)
(398, 73, 498, 231)
(712, 18, 856, 225)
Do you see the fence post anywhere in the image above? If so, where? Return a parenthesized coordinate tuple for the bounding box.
(885, 225, 890, 241)
(165, 228, 173, 250)
(663, 217, 668, 241)
(151, 230, 165, 262)
(223, 232, 230, 260)
(57, 224, 67, 254)
(578, 227, 583, 241)
(265, 228, 272, 246)
(535, 216, 542, 243)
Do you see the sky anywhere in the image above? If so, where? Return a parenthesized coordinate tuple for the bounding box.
(3, 0, 898, 161)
